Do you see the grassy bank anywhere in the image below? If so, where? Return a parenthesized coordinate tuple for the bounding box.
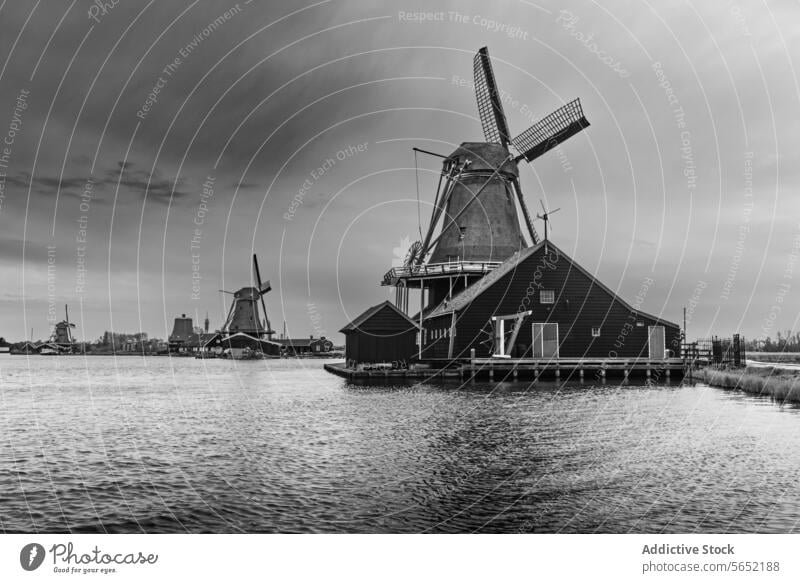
(700, 366, 800, 405)
(748, 351, 800, 364)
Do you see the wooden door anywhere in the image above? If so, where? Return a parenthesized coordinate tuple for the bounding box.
(648, 326, 665, 360)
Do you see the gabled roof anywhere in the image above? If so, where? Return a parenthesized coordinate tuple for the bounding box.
(426, 243, 545, 318)
(216, 332, 283, 349)
(426, 239, 678, 327)
(340, 300, 420, 333)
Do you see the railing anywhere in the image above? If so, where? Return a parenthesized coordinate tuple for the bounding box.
(683, 335, 746, 369)
(382, 260, 501, 285)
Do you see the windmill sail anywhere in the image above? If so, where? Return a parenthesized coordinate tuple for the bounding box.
(473, 47, 511, 148)
(512, 98, 590, 162)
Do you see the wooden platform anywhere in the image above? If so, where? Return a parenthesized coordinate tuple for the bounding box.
(325, 357, 687, 381)
(464, 357, 685, 380)
(324, 362, 461, 380)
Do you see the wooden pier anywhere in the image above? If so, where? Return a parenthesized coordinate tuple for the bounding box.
(325, 357, 686, 381)
(464, 357, 684, 380)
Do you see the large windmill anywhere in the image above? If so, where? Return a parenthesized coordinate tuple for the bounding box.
(217, 254, 281, 358)
(383, 46, 589, 315)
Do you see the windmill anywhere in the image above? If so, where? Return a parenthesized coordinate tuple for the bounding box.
(220, 254, 275, 339)
(383, 46, 589, 314)
(51, 304, 76, 345)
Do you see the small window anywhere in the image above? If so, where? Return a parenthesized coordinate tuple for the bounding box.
(540, 290, 555, 304)
(636, 321, 644, 327)
(591, 327, 601, 337)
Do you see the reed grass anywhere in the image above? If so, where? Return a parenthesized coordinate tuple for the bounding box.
(748, 351, 800, 364)
(699, 366, 800, 405)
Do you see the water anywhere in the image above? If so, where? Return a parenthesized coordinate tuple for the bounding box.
(1, 355, 799, 533)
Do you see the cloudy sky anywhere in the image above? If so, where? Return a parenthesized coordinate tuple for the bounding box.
(0, 0, 797, 343)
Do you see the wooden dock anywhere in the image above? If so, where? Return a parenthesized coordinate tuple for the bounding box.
(464, 357, 685, 381)
(324, 362, 461, 380)
(325, 357, 686, 381)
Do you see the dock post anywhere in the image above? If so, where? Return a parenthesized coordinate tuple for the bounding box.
(579, 368, 584, 380)
(665, 368, 670, 379)
(489, 363, 494, 380)
(646, 368, 651, 379)
(555, 367, 560, 380)
(534, 367, 539, 380)
(600, 368, 606, 379)
(470, 348, 476, 380)
(624, 369, 629, 380)
(513, 368, 518, 380)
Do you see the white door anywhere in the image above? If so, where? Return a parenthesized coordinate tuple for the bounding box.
(532, 323, 559, 358)
(648, 326, 665, 359)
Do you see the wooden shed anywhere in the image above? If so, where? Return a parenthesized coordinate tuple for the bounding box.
(420, 240, 681, 361)
(340, 301, 419, 366)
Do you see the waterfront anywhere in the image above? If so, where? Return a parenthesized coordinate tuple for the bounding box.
(1, 356, 799, 533)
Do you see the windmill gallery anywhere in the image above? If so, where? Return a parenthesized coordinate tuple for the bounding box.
(327, 46, 695, 381)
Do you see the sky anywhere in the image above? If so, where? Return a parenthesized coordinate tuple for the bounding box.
(0, 0, 798, 344)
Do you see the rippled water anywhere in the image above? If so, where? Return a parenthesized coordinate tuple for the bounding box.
(1, 355, 799, 533)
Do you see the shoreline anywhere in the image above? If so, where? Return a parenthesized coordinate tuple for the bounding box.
(700, 366, 800, 405)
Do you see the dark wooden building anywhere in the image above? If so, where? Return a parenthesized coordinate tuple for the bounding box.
(420, 240, 680, 361)
(340, 301, 418, 366)
(278, 336, 334, 356)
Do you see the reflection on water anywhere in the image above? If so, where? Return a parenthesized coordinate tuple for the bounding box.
(1, 356, 799, 533)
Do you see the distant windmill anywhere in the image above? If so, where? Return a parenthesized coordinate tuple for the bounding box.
(384, 46, 589, 313)
(220, 254, 275, 339)
(51, 304, 76, 345)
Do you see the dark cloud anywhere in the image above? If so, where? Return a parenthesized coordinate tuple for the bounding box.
(0, 0, 796, 341)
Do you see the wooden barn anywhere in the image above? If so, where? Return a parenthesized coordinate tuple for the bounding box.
(419, 240, 680, 362)
(340, 301, 418, 366)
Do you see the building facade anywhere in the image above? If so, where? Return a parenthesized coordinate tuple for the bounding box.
(420, 240, 681, 361)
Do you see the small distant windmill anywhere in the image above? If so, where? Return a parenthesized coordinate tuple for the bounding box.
(536, 201, 561, 241)
(51, 304, 76, 345)
(220, 254, 275, 339)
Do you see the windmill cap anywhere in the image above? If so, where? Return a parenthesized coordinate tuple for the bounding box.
(450, 142, 518, 176)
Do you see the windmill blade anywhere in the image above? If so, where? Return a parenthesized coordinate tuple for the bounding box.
(252, 253, 273, 336)
(513, 98, 590, 163)
(252, 254, 271, 294)
(509, 176, 539, 245)
(473, 47, 511, 148)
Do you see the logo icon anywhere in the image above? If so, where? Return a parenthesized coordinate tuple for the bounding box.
(20, 543, 45, 571)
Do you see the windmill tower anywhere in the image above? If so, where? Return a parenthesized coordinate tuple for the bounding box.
(383, 46, 589, 316)
(220, 254, 275, 340)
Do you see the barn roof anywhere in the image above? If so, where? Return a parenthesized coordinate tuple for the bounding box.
(340, 300, 419, 333)
(216, 332, 283, 349)
(425, 240, 678, 327)
(425, 244, 542, 318)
